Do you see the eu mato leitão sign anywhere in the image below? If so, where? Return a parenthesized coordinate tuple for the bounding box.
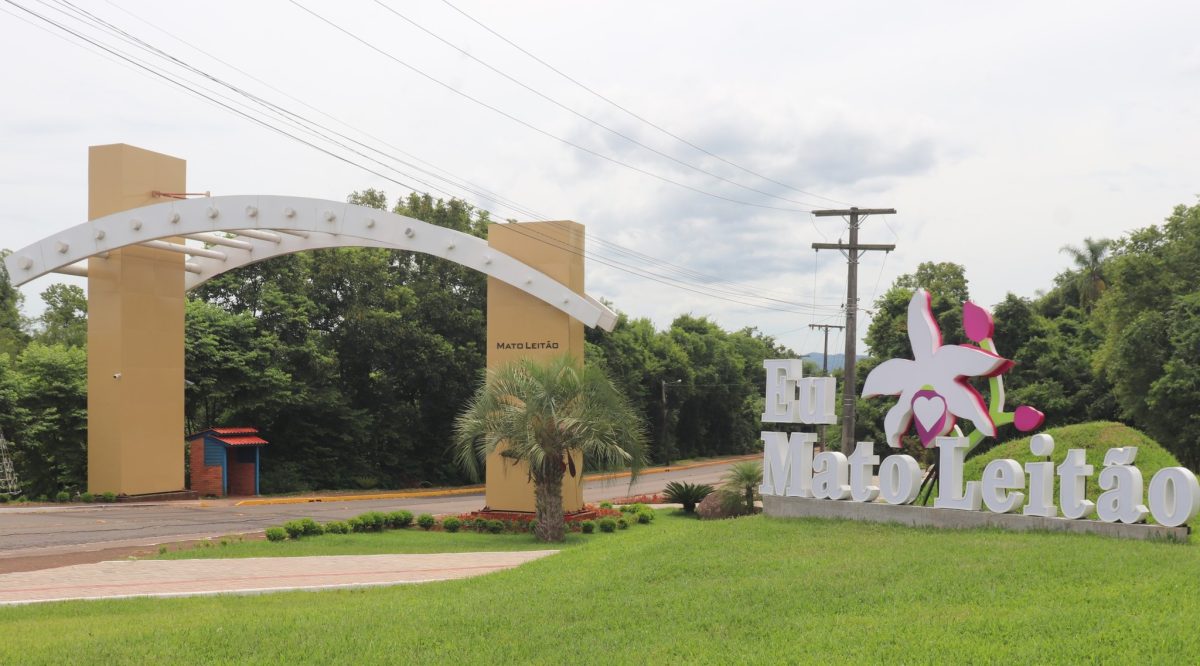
(759, 289, 1200, 529)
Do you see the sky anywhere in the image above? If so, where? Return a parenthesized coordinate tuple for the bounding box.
(2, 1, 1199, 356)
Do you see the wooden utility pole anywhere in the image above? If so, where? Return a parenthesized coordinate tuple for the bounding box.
(808, 323, 844, 450)
(812, 207, 896, 452)
(808, 323, 845, 374)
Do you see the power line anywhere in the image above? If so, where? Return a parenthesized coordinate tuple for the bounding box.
(287, 1, 816, 214)
(438, 0, 853, 208)
(6, 0, 845, 316)
(371, 0, 830, 210)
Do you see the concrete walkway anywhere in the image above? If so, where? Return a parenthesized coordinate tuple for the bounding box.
(0, 550, 557, 605)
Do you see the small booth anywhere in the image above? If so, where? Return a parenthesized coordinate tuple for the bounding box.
(186, 427, 268, 497)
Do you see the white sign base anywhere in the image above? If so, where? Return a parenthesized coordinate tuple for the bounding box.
(762, 494, 1189, 542)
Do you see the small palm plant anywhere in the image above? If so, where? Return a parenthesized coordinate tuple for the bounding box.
(663, 481, 714, 513)
(454, 354, 646, 543)
(722, 461, 763, 514)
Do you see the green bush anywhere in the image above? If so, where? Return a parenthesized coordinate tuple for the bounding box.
(300, 518, 323, 536)
(282, 520, 306, 539)
(78, 492, 94, 503)
(388, 510, 414, 529)
(617, 517, 630, 530)
(100, 491, 117, 503)
(323, 520, 350, 535)
(581, 520, 596, 534)
(265, 527, 287, 542)
(599, 501, 613, 509)
(598, 518, 617, 533)
(485, 519, 504, 534)
(0, 494, 8, 504)
(636, 511, 652, 524)
(442, 517, 462, 533)
(347, 517, 364, 532)
(356, 512, 386, 531)
(417, 514, 436, 530)
(528, 520, 538, 534)
(663, 481, 715, 513)
(55, 491, 69, 503)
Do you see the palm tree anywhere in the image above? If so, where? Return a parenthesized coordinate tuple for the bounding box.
(1059, 237, 1112, 309)
(722, 461, 763, 514)
(454, 354, 646, 542)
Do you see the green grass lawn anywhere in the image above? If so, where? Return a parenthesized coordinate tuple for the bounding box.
(159, 528, 591, 559)
(3, 512, 1199, 663)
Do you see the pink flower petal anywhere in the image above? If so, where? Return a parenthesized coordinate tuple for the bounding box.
(1014, 406, 1045, 432)
(962, 301, 994, 343)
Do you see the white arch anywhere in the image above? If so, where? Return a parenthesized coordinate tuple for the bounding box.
(5, 195, 616, 330)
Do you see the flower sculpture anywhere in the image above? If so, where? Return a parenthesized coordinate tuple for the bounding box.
(864, 290, 1042, 449)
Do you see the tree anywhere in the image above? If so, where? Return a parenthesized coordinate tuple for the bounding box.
(453, 355, 646, 542)
(0, 253, 29, 358)
(1059, 237, 1111, 309)
(37, 284, 87, 348)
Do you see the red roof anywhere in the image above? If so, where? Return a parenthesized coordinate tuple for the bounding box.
(211, 427, 259, 435)
(214, 435, 268, 446)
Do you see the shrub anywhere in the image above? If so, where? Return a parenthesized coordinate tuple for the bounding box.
(300, 518, 323, 536)
(663, 481, 715, 513)
(0, 494, 8, 503)
(357, 511, 386, 531)
(598, 518, 617, 533)
(347, 517, 364, 532)
(442, 517, 462, 533)
(282, 520, 306, 539)
(323, 520, 350, 534)
(617, 517, 630, 530)
(265, 527, 287, 542)
(528, 520, 538, 534)
(472, 518, 489, 532)
(581, 520, 596, 534)
(388, 510, 414, 529)
(417, 513, 436, 530)
(100, 491, 117, 503)
(599, 501, 613, 509)
(723, 461, 763, 514)
(55, 491, 70, 503)
(636, 510, 653, 524)
(486, 519, 504, 534)
(79, 492, 94, 503)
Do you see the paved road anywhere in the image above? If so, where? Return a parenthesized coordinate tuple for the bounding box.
(0, 461, 739, 560)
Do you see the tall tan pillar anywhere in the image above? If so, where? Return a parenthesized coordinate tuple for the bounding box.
(484, 221, 586, 512)
(87, 144, 186, 495)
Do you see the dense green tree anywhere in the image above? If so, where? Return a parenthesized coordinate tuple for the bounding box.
(36, 284, 87, 348)
(1058, 237, 1111, 310)
(8, 343, 88, 496)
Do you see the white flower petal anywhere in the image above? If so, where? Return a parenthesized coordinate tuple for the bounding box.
(863, 358, 916, 397)
(939, 379, 995, 438)
(932, 344, 1011, 379)
(907, 290, 942, 362)
(883, 390, 916, 448)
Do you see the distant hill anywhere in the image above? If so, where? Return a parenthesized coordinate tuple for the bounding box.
(802, 353, 866, 372)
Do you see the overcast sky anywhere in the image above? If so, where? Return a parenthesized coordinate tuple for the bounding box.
(3, 1, 1199, 355)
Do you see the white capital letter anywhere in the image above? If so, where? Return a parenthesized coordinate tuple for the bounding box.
(762, 359, 804, 423)
(759, 431, 817, 498)
(934, 437, 981, 511)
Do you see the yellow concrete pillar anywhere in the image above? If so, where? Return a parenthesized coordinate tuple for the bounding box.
(87, 144, 186, 495)
(484, 221, 586, 512)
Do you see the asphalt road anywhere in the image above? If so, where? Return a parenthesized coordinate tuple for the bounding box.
(0, 461, 740, 559)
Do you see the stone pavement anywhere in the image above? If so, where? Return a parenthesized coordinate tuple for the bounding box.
(0, 550, 557, 605)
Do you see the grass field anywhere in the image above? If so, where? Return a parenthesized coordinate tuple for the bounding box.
(2, 511, 1199, 663)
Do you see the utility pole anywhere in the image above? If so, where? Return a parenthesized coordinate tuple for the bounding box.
(808, 323, 845, 451)
(660, 379, 682, 466)
(812, 207, 896, 453)
(808, 323, 845, 374)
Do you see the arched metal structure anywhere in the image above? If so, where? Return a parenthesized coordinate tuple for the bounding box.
(5, 195, 617, 331)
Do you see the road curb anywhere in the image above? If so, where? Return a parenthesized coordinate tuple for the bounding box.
(236, 454, 759, 506)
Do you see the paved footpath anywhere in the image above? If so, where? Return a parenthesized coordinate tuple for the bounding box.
(0, 550, 557, 605)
